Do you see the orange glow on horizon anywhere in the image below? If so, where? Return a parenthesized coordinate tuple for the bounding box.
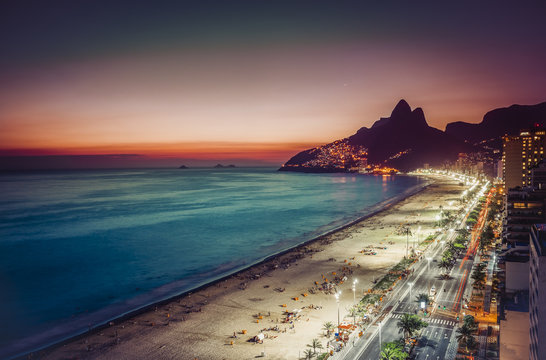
(0, 141, 318, 162)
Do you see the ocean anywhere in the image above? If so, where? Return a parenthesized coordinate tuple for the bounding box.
(0, 167, 425, 357)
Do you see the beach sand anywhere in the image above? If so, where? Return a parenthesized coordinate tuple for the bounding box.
(39, 175, 463, 360)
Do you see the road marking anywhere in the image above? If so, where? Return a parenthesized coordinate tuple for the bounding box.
(452, 269, 468, 311)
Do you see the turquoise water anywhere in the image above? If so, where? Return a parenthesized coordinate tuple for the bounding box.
(0, 168, 424, 357)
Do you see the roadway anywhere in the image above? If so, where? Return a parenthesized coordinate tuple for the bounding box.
(347, 185, 492, 360)
(351, 232, 473, 360)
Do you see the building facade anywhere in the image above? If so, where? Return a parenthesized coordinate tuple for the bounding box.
(529, 224, 546, 360)
(503, 129, 546, 190)
(503, 188, 546, 246)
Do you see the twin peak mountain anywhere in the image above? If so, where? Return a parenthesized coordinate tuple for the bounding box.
(280, 99, 472, 173)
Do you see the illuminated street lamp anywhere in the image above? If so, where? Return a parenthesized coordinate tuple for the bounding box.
(335, 291, 341, 330)
(426, 257, 433, 292)
(352, 279, 358, 306)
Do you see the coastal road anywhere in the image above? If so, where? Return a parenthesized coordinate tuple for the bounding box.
(348, 185, 490, 360)
(352, 235, 472, 360)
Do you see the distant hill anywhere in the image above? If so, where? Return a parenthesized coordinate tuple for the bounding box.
(280, 100, 473, 172)
(445, 102, 546, 145)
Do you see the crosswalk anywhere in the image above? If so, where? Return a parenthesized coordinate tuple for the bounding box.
(389, 313, 458, 327)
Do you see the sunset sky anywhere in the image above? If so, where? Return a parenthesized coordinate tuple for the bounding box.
(1, 0, 545, 166)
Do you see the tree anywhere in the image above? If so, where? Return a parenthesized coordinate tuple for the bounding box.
(456, 228, 470, 239)
(438, 258, 452, 278)
(397, 313, 428, 341)
(380, 341, 408, 360)
(463, 315, 476, 328)
(478, 238, 487, 255)
(441, 210, 454, 227)
(302, 348, 315, 359)
(399, 226, 412, 258)
(456, 323, 477, 354)
(322, 321, 334, 337)
(442, 249, 454, 263)
(471, 263, 487, 289)
(347, 306, 359, 325)
(306, 338, 323, 355)
(415, 293, 431, 306)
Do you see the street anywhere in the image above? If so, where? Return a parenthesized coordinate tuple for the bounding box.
(344, 182, 491, 360)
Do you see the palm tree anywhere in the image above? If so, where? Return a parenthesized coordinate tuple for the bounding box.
(399, 226, 412, 258)
(347, 306, 359, 325)
(463, 315, 476, 328)
(442, 249, 454, 263)
(322, 321, 334, 337)
(306, 338, 323, 355)
(415, 293, 431, 306)
(438, 258, 452, 278)
(478, 238, 487, 255)
(456, 324, 476, 354)
(456, 228, 470, 239)
(380, 341, 408, 360)
(302, 348, 315, 359)
(471, 264, 486, 289)
(397, 313, 428, 341)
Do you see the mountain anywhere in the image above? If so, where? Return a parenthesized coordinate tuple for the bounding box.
(280, 100, 473, 172)
(445, 102, 546, 145)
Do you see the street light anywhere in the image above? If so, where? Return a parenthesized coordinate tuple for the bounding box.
(352, 279, 358, 306)
(426, 257, 433, 293)
(335, 291, 341, 331)
(378, 321, 382, 347)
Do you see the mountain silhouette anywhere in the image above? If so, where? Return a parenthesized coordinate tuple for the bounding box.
(280, 100, 472, 172)
(445, 101, 546, 144)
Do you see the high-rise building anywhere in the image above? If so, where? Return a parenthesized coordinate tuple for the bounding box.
(503, 129, 546, 190)
(529, 224, 546, 360)
(531, 161, 546, 190)
(503, 188, 546, 246)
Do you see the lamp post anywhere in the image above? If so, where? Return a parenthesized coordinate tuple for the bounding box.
(426, 257, 432, 293)
(352, 279, 358, 306)
(335, 291, 341, 331)
(378, 321, 382, 347)
(417, 226, 421, 247)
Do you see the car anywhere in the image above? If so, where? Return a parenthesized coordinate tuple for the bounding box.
(429, 286, 436, 297)
(491, 297, 497, 303)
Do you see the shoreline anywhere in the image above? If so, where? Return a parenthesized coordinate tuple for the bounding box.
(6, 177, 431, 360)
(39, 175, 461, 360)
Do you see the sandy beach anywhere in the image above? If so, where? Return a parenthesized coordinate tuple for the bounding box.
(38, 175, 463, 360)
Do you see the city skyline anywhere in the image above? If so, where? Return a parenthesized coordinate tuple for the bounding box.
(1, 1, 546, 166)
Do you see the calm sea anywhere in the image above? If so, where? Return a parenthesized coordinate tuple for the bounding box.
(0, 167, 425, 357)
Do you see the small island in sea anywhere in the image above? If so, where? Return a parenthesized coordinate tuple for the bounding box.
(178, 165, 189, 169)
(213, 164, 236, 168)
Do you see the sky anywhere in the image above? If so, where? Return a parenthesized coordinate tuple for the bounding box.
(1, 0, 546, 167)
